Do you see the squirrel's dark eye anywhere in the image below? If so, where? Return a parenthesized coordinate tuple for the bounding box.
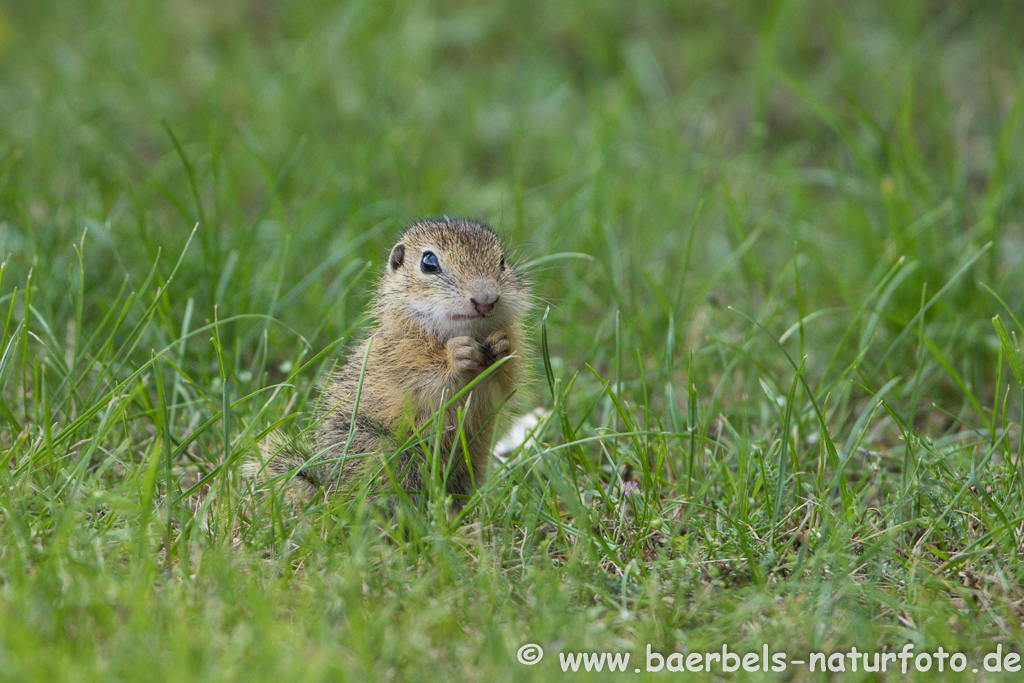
(420, 251, 440, 273)
(499, 257, 505, 271)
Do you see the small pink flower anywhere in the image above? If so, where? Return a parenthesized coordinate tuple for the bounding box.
(623, 481, 640, 496)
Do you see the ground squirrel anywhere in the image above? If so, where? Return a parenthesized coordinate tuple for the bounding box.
(248, 218, 530, 513)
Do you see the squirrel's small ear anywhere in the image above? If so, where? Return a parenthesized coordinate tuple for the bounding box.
(389, 243, 405, 270)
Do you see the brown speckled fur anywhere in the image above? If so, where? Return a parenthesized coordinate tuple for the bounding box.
(246, 218, 529, 512)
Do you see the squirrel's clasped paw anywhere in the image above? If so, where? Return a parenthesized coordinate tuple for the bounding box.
(448, 331, 511, 373)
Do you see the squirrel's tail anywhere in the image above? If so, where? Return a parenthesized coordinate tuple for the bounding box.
(243, 431, 320, 505)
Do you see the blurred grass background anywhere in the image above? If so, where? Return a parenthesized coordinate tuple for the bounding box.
(2, 1, 1024, 680)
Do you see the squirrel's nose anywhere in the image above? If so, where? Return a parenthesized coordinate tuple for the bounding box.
(471, 293, 499, 315)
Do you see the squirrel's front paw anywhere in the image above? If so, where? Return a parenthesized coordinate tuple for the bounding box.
(448, 336, 486, 373)
(481, 330, 511, 364)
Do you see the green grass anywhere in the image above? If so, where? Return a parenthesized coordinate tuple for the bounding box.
(2, 0, 1024, 680)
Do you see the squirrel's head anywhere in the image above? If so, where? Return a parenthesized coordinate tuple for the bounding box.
(380, 218, 528, 339)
